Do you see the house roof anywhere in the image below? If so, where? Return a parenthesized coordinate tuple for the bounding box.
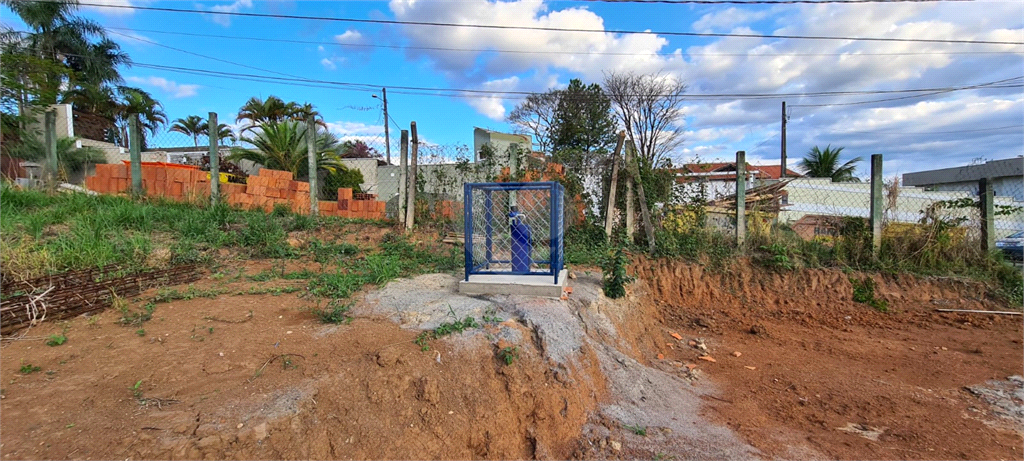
(675, 162, 802, 182)
(902, 157, 1024, 187)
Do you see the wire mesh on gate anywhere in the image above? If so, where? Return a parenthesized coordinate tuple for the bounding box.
(464, 182, 565, 283)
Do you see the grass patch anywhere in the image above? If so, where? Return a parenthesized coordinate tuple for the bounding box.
(19, 363, 41, 374)
(311, 301, 352, 324)
(414, 307, 480, 351)
(45, 333, 67, 347)
(850, 276, 889, 313)
(497, 346, 519, 365)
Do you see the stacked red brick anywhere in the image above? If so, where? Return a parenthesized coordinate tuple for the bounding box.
(83, 164, 387, 219)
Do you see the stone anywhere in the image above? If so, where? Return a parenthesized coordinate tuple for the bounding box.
(732, 351, 742, 357)
(609, 440, 622, 452)
(698, 355, 716, 363)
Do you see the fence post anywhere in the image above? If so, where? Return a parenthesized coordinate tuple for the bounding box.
(405, 121, 417, 230)
(735, 151, 746, 248)
(208, 112, 219, 205)
(604, 131, 625, 244)
(398, 129, 408, 224)
(44, 108, 57, 184)
(624, 140, 656, 253)
(980, 177, 995, 252)
(869, 154, 883, 255)
(307, 117, 318, 216)
(129, 114, 143, 196)
(625, 177, 635, 242)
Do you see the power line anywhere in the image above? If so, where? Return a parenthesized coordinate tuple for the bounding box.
(831, 124, 1023, 136)
(573, 0, 968, 3)
(106, 27, 1023, 58)
(73, 1, 1024, 46)
(790, 76, 1023, 107)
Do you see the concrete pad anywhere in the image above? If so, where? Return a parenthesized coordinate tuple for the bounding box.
(459, 270, 568, 298)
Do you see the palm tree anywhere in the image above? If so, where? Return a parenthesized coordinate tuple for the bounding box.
(236, 96, 327, 133)
(799, 145, 862, 182)
(112, 86, 167, 148)
(202, 122, 236, 145)
(227, 121, 341, 179)
(170, 115, 205, 147)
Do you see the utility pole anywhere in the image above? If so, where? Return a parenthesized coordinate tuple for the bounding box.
(382, 88, 391, 165)
(780, 101, 787, 178)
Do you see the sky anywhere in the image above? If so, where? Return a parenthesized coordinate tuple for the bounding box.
(3, 0, 1023, 179)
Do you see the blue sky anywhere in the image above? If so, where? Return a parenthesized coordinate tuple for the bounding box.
(3, 0, 1023, 178)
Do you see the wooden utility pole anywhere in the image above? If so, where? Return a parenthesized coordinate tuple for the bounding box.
(604, 131, 626, 244)
(781, 101, 787, 178)
(382, 88, 391, 165)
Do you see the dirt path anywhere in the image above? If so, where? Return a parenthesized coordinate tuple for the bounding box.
(1, 259, 1020, 460)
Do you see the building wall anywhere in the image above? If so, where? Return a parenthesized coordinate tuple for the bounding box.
(339, 158, 379, 195)
(473, 128, 531, 163)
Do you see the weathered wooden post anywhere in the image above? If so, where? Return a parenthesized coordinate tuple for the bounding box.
(208, 112, 220, 205)
(398, 129, 409, 224)
(44, 108, 57, 184)
(307, 117, 318, 216)
(869, 154, 883, 255)
(129, 114, 143, 196)
(405, 122, 417, 230)
(735, 151, 746, 248)
(604, 131, 626, 244)
(980, 177, 995, 252)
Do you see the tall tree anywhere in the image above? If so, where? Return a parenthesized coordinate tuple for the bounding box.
(506, 91, 559, 154)
(227, 121, 341, 179)
(236, 96, 326, 133)
(550, 79, 617, 164)
(603, 71, 687, 165)
(170, 115, 205, 147)
(339, 140, 380, 159)
(799, 145, 862, 182)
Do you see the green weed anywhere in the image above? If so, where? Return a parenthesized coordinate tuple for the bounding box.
(601, 247, 633, 299)
(19, 364, 41, 374)
(850, 276, 889, 312)
(498, 346, 519, 365)
(623, 423, 648, 436)
(311, 301, 352, 324)
(415, 307, 480, 351)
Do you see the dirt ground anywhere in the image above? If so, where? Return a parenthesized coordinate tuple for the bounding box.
(1, 252, 1021, 460)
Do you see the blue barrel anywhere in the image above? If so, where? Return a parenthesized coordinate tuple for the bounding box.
(510, 211, 532, 272)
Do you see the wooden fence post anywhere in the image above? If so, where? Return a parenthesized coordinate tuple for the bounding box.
(307, 117, 318, 216)
(405, 122, 417, 230)
(735, 150, 746, 248)
(980, 177, 995, 252)
(208, 112, 220, 205)
(398, 129, 409, 224)
(129, 114, 142, 196)
(869, 154, 883, 255)
(604, 131, 626, 244)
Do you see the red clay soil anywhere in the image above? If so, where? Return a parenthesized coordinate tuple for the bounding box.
(630, 258, 1024, 460)
(0, 255, 1021, 460)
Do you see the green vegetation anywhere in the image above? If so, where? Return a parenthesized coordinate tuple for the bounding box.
(497, 346, 520, 365)
(45, 332, 67, 347)
(601, 247, 632, 299)
(311, 301, 352, 324)
(850, 277, 889, 313)
(19, 364, 41, 374)
(415, 307, 481, 351)
(623, 423, 648, 436)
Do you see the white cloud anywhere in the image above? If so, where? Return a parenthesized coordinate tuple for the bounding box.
(466, 76, 521, 121)
(334, 30, 364, 45)
(692, 8, 769, 33)
(125, 76, 200, 98)
(209, 0, 253, 27)
(81, 0, 135, 15)
(326, 121, 382, 137)
(320, 58, 337, 70)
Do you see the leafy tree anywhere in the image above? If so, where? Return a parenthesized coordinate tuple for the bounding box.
(113, 87, 167, 148)
(339, 140, 380, 159)
(322, 165, 365, 200)
(799, 145, 862, 182)
(550, 79, 617, 159)
(506, 91, 559, 154)
(170, 115, 205, 147)
(603, 71, 686, 165)
(227, 121, 342, 179)
(236, 96, 327, 133)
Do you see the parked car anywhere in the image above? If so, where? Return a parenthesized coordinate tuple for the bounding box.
(996, 231, 1024, 261)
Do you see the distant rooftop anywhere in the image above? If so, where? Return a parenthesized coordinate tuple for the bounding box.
(903, 157, 1024, 187)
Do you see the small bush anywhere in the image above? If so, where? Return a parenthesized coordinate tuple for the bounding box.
(601, 247, 632, 299)
(19, 364, 41, 374)
(45, 334, 67, 346)
(497, 346, 519, 365)
(311, 301, 352, 324)
(850, 276, 888, 312)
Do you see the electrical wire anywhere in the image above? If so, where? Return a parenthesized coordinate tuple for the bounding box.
(71, 1, 1024, 46)
(104, 27, 1024, 58)
(790, 76, 1024, 107)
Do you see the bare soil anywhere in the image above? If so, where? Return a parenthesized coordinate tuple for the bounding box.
(1, 253, 1021, 460)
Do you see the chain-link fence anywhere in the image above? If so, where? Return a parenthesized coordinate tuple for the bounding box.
(465, 182, 565, 281)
